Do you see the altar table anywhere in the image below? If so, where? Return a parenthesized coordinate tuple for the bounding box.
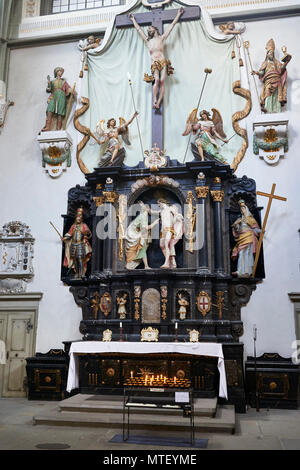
(66, 342, 228, 399)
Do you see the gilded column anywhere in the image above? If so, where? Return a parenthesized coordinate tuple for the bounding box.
(195, 173, 210, 274)
(102, 185, 118, 274)
(210, 177, 225, 275)
(92, 185, 104, 275)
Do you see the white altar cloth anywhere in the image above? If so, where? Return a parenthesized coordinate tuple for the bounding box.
(66, 342, 228, 399)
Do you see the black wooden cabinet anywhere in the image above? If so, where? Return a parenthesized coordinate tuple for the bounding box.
(26, 349, 69, 400)
(245, 353, 300, 409)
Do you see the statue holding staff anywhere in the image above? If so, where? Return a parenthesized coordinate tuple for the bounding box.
(62, 208, 92, 279)
(41, 67, 74, 132)
(251, 38, 291, 113)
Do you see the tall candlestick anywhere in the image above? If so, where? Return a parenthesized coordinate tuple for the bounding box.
(175, 322, 178, 342)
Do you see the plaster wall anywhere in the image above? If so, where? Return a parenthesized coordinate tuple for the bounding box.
(0, 13, 299, 358)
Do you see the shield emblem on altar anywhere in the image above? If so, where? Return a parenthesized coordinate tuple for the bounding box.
(196, 291, 211, 317)
(100, 292, 112, 317)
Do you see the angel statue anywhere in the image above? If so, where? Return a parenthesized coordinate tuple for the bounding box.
(78, 35, 102, 78)
(218, 21, 246, 66)
(92, 112, 138, 167)
(182, 109, 228, 163)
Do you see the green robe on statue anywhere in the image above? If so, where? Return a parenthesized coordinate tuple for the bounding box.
(47, 78, 70, 117)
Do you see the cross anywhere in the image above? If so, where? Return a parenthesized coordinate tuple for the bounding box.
(252, 183, 287, 278)
(115, 1, 200, 150)
(199, 297, 209, 311)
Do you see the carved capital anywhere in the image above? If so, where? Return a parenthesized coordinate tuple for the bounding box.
(103, 191, 118, 204)
(93, 196, 104, 207)
(210, 189, 224, 203)
(195, 186, 209, 199)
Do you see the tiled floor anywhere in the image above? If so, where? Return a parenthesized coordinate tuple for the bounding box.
(0, 397, 299, 450)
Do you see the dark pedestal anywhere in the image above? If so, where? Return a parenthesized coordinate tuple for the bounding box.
(245, 353, 300, 410)
(222, 343, 246, 413)
(26, 349, 69, 400)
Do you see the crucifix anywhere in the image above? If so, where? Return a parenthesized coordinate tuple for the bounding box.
(115, 0, 201, 150)
(252, 183, 287, 278)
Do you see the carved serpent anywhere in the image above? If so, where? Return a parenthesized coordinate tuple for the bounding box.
(231, 81, 252, 171)
(73, 97, 91, 174)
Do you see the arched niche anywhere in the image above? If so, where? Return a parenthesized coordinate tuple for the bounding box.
(127, 185, 184, 270)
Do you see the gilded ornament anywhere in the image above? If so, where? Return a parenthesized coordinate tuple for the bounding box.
(99, 292, 112, 317)
(210, 189, 224, 202)
(196, 291, 211, 317)
(141, 326, 159, 342)
(93, 196, 104, 207)
(102, 329, 112, 342)
(187, 329, 200, 343)
(103, 191, 118, 204)
(91, 292, 100, 319)
(195, 186, 209, 199)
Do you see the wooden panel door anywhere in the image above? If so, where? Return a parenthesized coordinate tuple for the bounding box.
(0, 315, 8, 394)
(2, 311, 35, 397)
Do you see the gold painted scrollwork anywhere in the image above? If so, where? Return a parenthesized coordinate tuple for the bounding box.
(231, 81, 252, 172)
(73, 96, 91, 174)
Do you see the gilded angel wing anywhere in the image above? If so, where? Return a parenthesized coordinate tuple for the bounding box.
(94, 119, 106, 139)
(182, 108, 199, 136)
(211, 108, 227, 139)
(118, 117, 131, 145)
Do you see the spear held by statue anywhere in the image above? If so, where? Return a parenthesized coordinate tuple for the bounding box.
(49, 221, 63, 241)
(183, 68, 212, 163)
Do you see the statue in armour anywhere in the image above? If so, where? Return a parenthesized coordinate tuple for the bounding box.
(63, 208, 92, 279)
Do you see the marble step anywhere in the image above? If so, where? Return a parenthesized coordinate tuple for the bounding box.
(58, 394, 218, 417)
(33, 404, 235, 434)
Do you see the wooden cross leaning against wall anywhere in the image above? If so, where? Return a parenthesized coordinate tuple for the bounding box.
(252, 183, 287, 278)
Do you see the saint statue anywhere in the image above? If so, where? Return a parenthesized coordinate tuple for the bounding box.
(93, 112, 138, 167)
(183, 109, 228, 163)
(42, 67, 73, 132)
(150, 199, 184, 269)
(129, 7, 184, 109)
(125, 201, 159, 270)
(252, 38, 291, 113)
(178, 293, 189, 320)
(62, 208, 92, 279)
(116, 293, 128, 319)
(231, 200, 261, 278)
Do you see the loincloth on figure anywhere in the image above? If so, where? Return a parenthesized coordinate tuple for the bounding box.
(160, 226, 175, 239)
(144, 59, 174, 83)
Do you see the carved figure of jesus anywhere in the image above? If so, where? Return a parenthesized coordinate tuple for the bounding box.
(129, 7, 184, 109)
